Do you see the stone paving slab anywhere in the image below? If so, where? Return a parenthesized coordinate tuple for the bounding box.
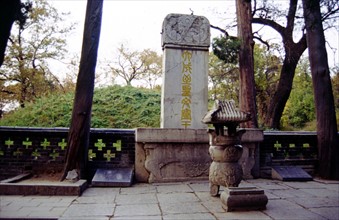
(309, 207, 339, 220)
(263, 199, 328, 220)
(61, 203, 115, 218)
(0, 179, 338, 220)
(157, 192, 200, 204)
(161, 202, 209, 215)
(115, 193, 157, 205)
(163, 213, 216, 220)
(214, 210, 272, 220)
(114, 203, 161, 217)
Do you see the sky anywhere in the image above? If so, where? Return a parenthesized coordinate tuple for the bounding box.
(50, 1, 237, 59)
(49, 0, 338, 79)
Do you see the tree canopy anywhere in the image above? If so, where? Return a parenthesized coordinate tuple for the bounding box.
(0, 0, 74, 112)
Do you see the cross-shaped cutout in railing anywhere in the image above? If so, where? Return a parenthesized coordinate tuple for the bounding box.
(88, 149, 96, 161)
(5, 138, 14, 148)
(113, 140, 122, 151)
(49, 150, 59, 160)
(41, 138, 50, 150)
(58, 138, 67, 150)
(303, 143, 310, 148)
(22, 138, 32, 149)
(95, 139, 106, 151)
(32, 149, 41, 160)
(104, 150, 115, 161)
(274, 141, 282, 151)
(13, 149, 22, 157)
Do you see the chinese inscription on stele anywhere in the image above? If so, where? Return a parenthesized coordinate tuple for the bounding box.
(181, 50, 193, 128)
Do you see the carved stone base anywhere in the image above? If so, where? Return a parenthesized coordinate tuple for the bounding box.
(220, 187, 268, 212)
(209, 161, 243, 196)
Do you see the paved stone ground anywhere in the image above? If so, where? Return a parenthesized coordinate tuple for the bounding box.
(0, 178, 338, 220)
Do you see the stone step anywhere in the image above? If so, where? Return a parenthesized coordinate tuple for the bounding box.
(221, 187, 268, 212)
(271, 166, 313, 181)
(91, 168, 134, 187)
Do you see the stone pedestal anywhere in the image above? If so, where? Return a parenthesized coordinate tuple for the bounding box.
(208, 130, 244, 196)
(161, 13, 210, 129)
(220, 187, 268, 212)
(135, 128, 210, 183)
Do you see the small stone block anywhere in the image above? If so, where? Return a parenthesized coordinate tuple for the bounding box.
(272, 166, 313, 181)
(227, 187, 264, 195)
(220, 187, 268, 212)
(92, 168, 134, 187)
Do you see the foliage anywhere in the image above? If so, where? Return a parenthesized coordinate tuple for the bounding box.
(212, 35, 240, 65)
(281, 57, 315, 129)
(210, 40, 283, 126)
(0, 0, 74, 110)
(251, 0, 338, 129)
(254, 44, 282, 126)
(0, 85, 161, 128)
(208, 53, 239, 103)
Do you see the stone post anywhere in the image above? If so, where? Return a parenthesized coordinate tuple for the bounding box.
(161, 13, 210, 129)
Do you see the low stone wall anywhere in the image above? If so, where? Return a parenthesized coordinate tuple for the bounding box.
(135, 128, 210, 183)
(260, 131, 319, 178)
(1, 127, 324, 182)
(135, 128, 263, 183)
(0, 127, 135, 181)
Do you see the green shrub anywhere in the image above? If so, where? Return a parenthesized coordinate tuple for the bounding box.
(0, 85, 161, 128)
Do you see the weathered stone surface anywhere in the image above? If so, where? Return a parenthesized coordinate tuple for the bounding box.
(271, 166, 313, 181)
(135, 128, 208, 143)
(220, 187, 268, 212)
(239, 143, 257, 179)
(135, 128, 211, 183)
(162, 13, 210, 48)
(135, 128, 264, 183)
(145, 143, 210, 183)
(0, 179, 87, 196)
(209, 161, 243, 191)
(241, 128, 264, 143)
(161, 14, 210, 129)
(114, 204, 161, 217)
(91, 168, 134, 187)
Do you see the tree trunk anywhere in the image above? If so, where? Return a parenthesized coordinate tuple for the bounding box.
(236, 0, 258, 128)
(0, 0, 21, 67)
(302, 0, 339, 180)
(61, 0, 103, 181)
(252, 0, 309, 129)
(264, 37, 307, 129)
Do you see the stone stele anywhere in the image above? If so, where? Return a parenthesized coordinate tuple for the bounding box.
(160, 13, 210, 129)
